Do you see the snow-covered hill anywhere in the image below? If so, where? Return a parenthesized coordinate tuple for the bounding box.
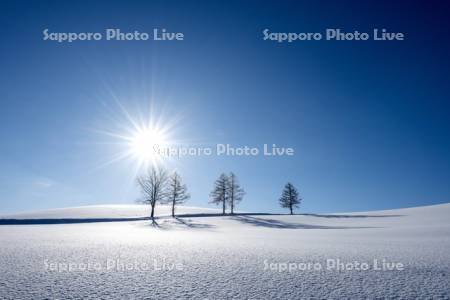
(0, 204, 219, 220)
(0, 203, 449, 299)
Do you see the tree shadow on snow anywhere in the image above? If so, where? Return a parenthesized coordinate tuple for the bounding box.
(142, 217, 216, 230)
(231, 215, 377, 229)
(175, 212, 403, 219)
(174, 217, 215, 229)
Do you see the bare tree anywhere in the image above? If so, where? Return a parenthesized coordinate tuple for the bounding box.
(167, 172, 190, 217)
(137, 166, 168, 222)
(210, 173, 229, 215)
(279, 182, 301, 215)
(227, 172, 245, 215)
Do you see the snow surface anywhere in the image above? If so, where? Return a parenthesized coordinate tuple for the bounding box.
(0, 203, 449, 299)
(0, 204, 218, 220)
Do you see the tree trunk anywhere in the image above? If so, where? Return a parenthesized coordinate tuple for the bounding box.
(222, 199, 225, 215)
(151, 202, 155, 219)
(288, 187, 293, 215)
(172, 198, 175, 217)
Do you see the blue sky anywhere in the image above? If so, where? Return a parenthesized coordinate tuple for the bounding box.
(0, 0, 449, 214)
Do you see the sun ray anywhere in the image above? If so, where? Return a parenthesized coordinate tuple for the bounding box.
(89, 95, 189, 173)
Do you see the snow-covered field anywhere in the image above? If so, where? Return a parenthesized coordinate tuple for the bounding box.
(0, 203, 449, 299)
(0, 204, 219, 221)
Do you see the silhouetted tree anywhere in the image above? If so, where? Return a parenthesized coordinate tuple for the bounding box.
(137, 166, 168, 222)
(227, 172, 245, 215)
(279, 182, 301, 215)
(167, 172, 190, 217)
(210, 173, 229, 215)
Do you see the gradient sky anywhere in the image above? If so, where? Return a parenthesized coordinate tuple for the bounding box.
(0, 0, 449, 214)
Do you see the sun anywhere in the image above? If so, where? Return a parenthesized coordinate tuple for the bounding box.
(129, 127, 167, 163)
(92, 99, 184, 172)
